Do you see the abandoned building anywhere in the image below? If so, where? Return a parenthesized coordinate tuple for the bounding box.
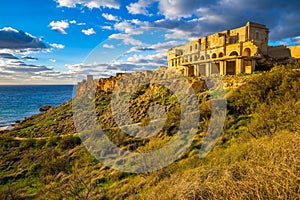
(167, 22, 300, 76)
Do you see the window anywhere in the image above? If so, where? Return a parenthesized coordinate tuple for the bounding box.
(195, 44, 198, 50)
(184, 56, 188, 62)
(229, 36, 238, 44)
(194, 55, 198, 61)
(190, 56, 193, 62)
(255, 31, 259, 40)
(190, 46, 192, 52)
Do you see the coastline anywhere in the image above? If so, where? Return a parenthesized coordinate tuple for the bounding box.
(0, 85, 75, 133)
(0, 106, 57, 133)
(0, 125, 14, 132)
(0, 119, 23, 132)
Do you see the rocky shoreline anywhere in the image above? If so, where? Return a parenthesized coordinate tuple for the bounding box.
(0, 104, 55, 133)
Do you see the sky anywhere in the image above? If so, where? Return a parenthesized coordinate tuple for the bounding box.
(0, 0, 300, 84)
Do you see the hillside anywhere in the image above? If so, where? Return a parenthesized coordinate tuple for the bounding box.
(0, 65, 299, 199)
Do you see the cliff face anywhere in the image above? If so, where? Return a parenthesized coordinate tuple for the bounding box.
(77, 70, 207, 96)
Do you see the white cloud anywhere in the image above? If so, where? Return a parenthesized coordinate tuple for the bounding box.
(49, 20, 69, 34)
(127, 41, 184, 53)
(150, 41, 184, 51)
(292, 36, 300, 45)
(126, 0, 156, 15)
(102, 44, 115, 49)
(64, 61, 159, 80)
(49, 59, 57, 63)
(165, 29, 191, 40)
(77, 22, 86, 26)
(69, 20, 86, 26)
(82, 28, 96, 35)
(101, 26, 112, 30)
(70, 20, 77, 24)
(55, 0, 121, 9)
(114, 21, 144, 35)
(0, 27, 19, 33)
(109, 33, 144, 46)
(126, 53, 166, 65)
(50, 43, 65, 49)
(102, 13, 119, 21)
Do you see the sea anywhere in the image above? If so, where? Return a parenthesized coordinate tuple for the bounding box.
(0, 85, 75, 128)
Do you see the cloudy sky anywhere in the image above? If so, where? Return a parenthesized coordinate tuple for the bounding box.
(0, 0, 300, 84)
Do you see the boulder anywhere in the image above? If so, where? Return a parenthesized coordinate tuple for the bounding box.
(39, 105, 53, 112)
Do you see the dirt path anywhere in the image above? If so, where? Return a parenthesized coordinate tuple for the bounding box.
(11, 134, 77, 141)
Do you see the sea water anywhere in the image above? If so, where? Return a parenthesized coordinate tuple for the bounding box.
(0, 85, 74, 127)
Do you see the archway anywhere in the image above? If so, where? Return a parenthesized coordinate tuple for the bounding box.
(243, 48, 251, 56)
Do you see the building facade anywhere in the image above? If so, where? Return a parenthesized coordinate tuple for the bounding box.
(167, 22, 270, 76)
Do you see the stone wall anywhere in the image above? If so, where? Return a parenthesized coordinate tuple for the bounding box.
(268, 46, 291, 59)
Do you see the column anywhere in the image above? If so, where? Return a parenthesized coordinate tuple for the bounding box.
(194, 65, 198, 77)
(251, 60, 256, 72)
(206, 62, 211, 76)
(236, 59, 243, 75)
(223, 61, 227, 75)
(220, 61, 224, 75)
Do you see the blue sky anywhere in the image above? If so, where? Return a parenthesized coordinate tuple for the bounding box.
(0, 0, 300, 84)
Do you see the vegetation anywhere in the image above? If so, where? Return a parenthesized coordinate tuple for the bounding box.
(0, 64, 299, 199)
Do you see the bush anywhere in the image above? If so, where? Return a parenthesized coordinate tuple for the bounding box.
(58, 136, 81, 149)
(229, 65, 300, 115)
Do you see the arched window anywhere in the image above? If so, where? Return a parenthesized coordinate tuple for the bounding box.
(212, 53, 217, 59)
(200, 56, 205, 60)
(219, 52, 224, 58)
(206, 55, 210, 59)
(194, 55, 198, 61)
(243, 48, 251, 56)
(229, 51, 239, 56)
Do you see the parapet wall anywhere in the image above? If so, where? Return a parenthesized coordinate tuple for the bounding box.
(268, 46, 291, 59)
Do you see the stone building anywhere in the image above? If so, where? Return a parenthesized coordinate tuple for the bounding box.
(168, 22, 270, 76)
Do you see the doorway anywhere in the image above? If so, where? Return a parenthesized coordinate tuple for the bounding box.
(226, 61, 236, 75)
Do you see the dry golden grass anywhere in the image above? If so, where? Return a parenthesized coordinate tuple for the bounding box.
(129, 131, 300, 200)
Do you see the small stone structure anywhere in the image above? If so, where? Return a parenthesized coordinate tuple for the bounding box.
(168, 21, 300, 77)
(87, 75, 94, 82)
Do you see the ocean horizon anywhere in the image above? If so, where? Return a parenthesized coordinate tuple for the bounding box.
(0, 85, 75, 128)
